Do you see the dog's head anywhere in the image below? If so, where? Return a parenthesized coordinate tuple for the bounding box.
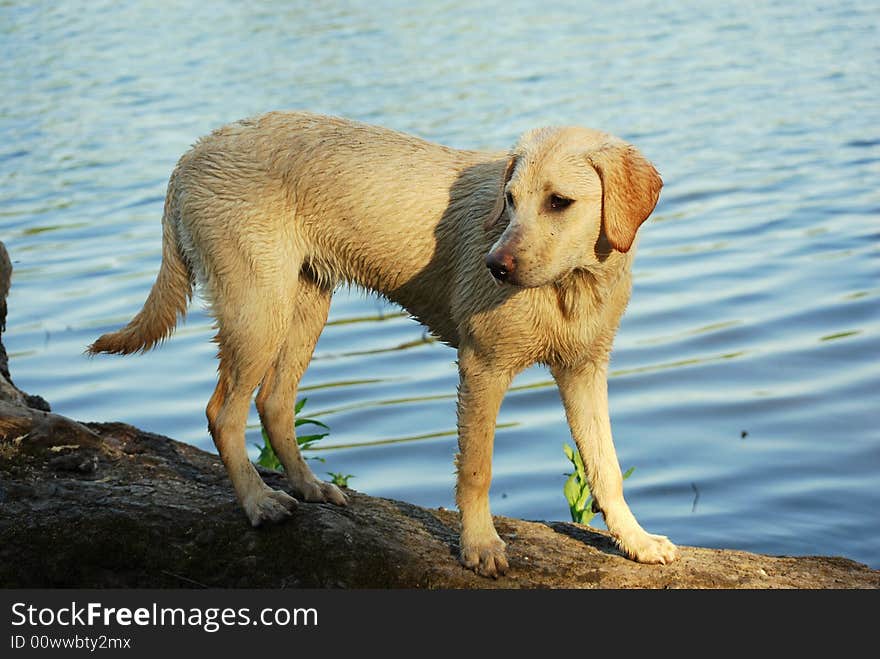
(484, 126, 662, 287)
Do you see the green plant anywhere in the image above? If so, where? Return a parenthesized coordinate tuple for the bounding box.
(563, 443, 634, 526)
(327, 472, 354, 488)
(254, 397, 330, 472)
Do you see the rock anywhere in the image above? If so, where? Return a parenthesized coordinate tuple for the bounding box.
(0, 241, 50, 411)
(0, 241, 10, 336)
(0, 241, 11, 381)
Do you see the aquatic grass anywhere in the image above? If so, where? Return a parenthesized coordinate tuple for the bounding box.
(327, 472, 354, 488)
(563, 443, 634, 526)
(254, 397, 329, 471)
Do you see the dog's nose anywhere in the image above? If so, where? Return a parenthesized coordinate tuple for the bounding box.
(485, 252, 515, 282)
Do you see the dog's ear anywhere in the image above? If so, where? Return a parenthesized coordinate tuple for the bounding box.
(484, 155, 519, 231)
(587, 143, 662, 253)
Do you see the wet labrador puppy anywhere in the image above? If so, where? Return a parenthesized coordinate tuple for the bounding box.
(89, 112, 677, 576)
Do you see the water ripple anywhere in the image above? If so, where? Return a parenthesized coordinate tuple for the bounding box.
(2, 0, 878, 567)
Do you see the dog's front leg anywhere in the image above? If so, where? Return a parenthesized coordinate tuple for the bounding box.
(552, 363, 679, 564)
(455, 345, 515, 578)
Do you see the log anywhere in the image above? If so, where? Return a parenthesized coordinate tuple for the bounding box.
(0, 241, 877, 588)
(0, 405, 877, 588)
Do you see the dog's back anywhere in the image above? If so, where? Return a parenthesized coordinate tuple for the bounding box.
(172, 112, 506, 343)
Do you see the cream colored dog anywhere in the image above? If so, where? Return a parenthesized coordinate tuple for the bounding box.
(89, 112, 678, 576)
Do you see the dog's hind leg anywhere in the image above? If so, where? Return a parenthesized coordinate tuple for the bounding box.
(206, 275, 301, 527)
(255, 277, 347, 506)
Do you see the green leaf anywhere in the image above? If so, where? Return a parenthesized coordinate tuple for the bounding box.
(623, 466, 635, 480)
(563, 442, 587, 483)
(327, 472, 354, 487)
(563, 472, 580, 507)
(577, 508, 595, 525)
(578, 461, 587, 484)
(253, 442, 283, 472)
(295, 417, 329, 430)
(576, 487, 591, 512)
(295, 398, 307, 414)
(297, 432, 328, 446)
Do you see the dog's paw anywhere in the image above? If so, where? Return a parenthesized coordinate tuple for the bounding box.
(293, 478, 349, 506)
(460, 535, 509, 578)
(617, 530, 679, 565)
(244, 488, 298, 527)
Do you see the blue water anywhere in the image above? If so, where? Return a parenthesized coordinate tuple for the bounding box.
(2, 1, 878, 568)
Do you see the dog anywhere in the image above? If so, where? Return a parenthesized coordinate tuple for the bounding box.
(89, 112, 678, 576)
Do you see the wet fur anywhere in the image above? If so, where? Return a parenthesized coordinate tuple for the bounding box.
(89, 112, 676, 577)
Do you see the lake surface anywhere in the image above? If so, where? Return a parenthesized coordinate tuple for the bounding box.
(2, 1, 878, 568)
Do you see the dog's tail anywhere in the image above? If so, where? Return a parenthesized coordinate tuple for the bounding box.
(87, 183, 193, 356)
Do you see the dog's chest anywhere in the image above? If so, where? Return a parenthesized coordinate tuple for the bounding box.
(534, 274, 631, 367)
(540, 311, 616, 367)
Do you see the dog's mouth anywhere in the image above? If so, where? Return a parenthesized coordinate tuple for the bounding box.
(486, 269, 546, 290)
(490, 274, 525, 288)
(484, 251, 563, 289)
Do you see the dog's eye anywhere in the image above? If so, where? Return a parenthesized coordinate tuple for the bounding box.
(506, 191, 515, 208)
(549, 194, 573, 211)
